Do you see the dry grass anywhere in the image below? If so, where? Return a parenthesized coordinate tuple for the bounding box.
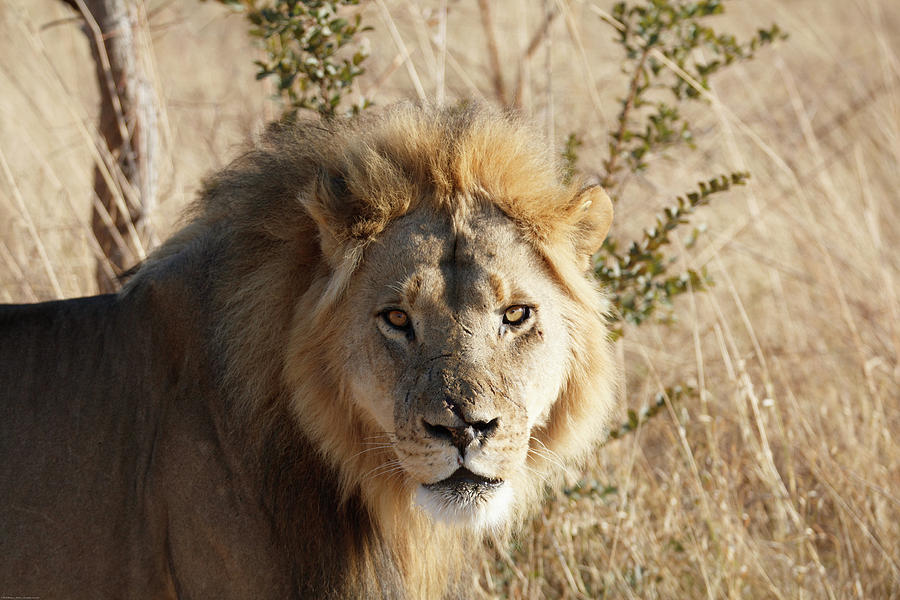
(2, 0, 898, 598)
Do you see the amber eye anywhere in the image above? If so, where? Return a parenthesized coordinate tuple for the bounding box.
(503, 305, 531, 326)
(383, 309, 410, 329)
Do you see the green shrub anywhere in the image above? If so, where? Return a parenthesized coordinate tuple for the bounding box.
(584, 0, 784, 335)
(212, 0, 371, 117)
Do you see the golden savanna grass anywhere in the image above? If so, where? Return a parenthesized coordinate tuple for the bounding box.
(2, 0, 898, 598)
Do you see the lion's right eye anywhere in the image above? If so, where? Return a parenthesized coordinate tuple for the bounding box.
(382, 309, 410, 330)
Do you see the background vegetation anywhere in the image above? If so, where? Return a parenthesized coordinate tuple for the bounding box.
(1, 0, 898, 597)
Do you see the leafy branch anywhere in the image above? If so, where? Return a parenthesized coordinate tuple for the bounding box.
(597, 172, 750, 336)
(559, 0, 785, 337)
(603, 383, 696, 444)
(600, 0, 785, 192)
(211, 0, 371, 118)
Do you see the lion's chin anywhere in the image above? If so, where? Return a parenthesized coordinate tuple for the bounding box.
(415, 468, 514, 531)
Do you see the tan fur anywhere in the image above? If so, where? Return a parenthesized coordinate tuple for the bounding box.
(0, 104, 615, 599)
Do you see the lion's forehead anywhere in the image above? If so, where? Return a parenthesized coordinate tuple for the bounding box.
(365, 204, 553, 312)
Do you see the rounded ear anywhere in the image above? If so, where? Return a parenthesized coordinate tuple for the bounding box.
(306, 171, 352, 236)
(570, 185, 613, 264)
(301, 170, 359, 265)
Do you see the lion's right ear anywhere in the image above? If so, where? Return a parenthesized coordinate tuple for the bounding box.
(304, 170, 364, 263)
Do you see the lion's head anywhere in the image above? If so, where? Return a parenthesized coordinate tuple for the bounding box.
(224, 104, 620, 534)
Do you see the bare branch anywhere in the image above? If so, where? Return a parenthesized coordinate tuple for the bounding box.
(67, 0, 159, 292)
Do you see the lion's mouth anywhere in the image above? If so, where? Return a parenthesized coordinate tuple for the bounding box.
(424, 467, 503, 494)
(416, 467, 512, 528)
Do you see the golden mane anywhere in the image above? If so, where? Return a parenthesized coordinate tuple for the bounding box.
(123, 103, 615, 597)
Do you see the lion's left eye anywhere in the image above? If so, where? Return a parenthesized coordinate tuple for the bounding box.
(503, 305, 531, 326)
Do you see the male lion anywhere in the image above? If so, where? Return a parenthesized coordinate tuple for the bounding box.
(0, 105, 615, 599)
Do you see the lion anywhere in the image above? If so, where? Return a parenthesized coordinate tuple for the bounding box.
(0, 104, 615, 599)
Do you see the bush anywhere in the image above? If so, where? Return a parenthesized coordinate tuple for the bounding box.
(591, 0, 783, 335)
(212, 0, 371, 117)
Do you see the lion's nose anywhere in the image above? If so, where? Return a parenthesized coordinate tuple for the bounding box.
(423, 417, 499, 453)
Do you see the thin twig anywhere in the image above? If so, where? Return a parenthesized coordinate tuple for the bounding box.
(513, 9, 557, 108)
(476, 0, 506, 104)
(72, 0, 136, 192)
(555, 0, 609, 126)
(0, 241, 39, 302)
(15, 12, 148, 262)
(376, 0, 427, 103)
(435, 0, 447, 105)
(363, 50, 407, 99)
(0, 147, 63, 299)
(602, 45, 651, 190)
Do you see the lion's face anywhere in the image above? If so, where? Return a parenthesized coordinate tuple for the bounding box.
(339, 203, 576, 529)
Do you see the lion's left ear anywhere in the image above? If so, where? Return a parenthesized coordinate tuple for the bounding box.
(567, 185, 613, 265)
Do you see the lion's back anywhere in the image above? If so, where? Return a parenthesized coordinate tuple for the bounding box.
(0, 295, 173, 597)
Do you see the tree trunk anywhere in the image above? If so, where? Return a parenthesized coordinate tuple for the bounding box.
(65, 0, 158, 292)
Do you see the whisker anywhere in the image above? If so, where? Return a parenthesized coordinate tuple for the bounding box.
(360, 459, 403, 482)
(348, 445, 396, 460)
(530, 436, 564, 461)
(361, 434, 397, 443)
(520, 463, 551, 486)
(375, 466, 407, 483)
(361, 467, 406, 485)
(528, 446, 571, 476)
(528, 437, 570, 474)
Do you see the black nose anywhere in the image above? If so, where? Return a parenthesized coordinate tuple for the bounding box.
(423, 418, 499, 452)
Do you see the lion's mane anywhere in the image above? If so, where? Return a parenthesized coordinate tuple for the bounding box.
(127, 104, 614, 597)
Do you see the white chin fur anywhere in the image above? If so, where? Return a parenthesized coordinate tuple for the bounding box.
(415, 482, 514, 531)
